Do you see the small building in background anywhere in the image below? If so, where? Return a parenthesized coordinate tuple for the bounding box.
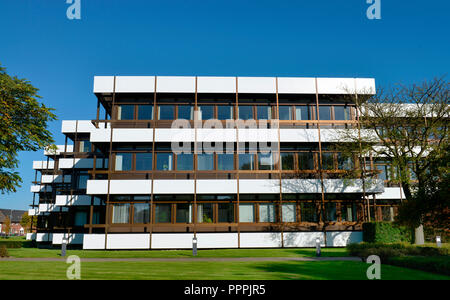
(0, 209, 26, 236)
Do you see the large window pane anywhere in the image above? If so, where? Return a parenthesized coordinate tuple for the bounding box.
(279, 106, 292, 120)
(76, 173, 89, 189)
(79, 140, 91, 152)
(217, 106, 233, 120)
(218, 203, 234, 222)
(115, 153, 133, 171)
(239, 154, 255, 170)
(325, 203, 337, 221)
(259, 204, 275, 222)
(319, 106, 331, 120)
(298, 152, 314, 170)
(112, 204, 130, 224)
(138, 105, 153, 120)
(197, 203, 213, 223)
(199, 105, 214, 120)
(217, 154, 234, 170)
(257, 106, 272, 120)
(282, 204, 296, 222)
(74, 211, 87, 226)
(158, 105, 174, 120)
(295, 106, 310, 120)
(156, 153, 173, 171)
(238, 106, 253, 120)
(155, 204, 171, 223)
(301, 203, 317, 222)
(197, 153, 214, 170)
(376, 165, 387, 181)
(133, 203, 150, 223)
(258, 152, 274, 170)
(239, 204, 255, 222)
(117, 105, 134, 120)
(176, 204, 192, 223)
(281, 152, 294, 170)
(321, 153, 335, 170)
(337, 153, 352, 170)
(334, 106, 350, 120)
(341, 203, 357, 222)
(178, 105, 194, 120)
(135, 153, 152, 171)
(177, 153, 193, 171)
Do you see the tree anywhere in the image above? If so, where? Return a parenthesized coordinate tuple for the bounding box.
(0, 64, 57, 193)
(20, 211, 36, 233)
(338, 77, 449, 244)
(3, 216, 11, 235)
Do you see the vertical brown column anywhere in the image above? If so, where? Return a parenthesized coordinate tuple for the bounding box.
(275, 78, 284, 247)
(193, 77, 198, 240)
(314, 78, 326, 229)
(235, 77, 240, 248)
(149, 76, 157, 248)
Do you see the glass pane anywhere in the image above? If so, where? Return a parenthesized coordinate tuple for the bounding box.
(79, 141, 91, 152)
(337, 153, 352, 170)
(321, 153, 335, 170)
(239, 154, 254, 170)
(281, 152, 294, 170)
(133, 203, 150, 223)
(376, 165, 387, 181)
(279, 106, 292, 120)
(301, 203, 317, 222)
(197, 203, 214, 223)
(239, 204, 255, 222)
(118, 105, 134, 120)
(74, 211, 87, 226)
(295, 106, 310, 120)
(218, 203, 234, 222)
(341, 203, 357, 222)
(257, 106, 272, 120)
(115, 153, 133, 171)
(238, 106, 253, 120)
(258, 152, 274, 170)
(334, 106, 350, 120)
(156, 153, 173, 171)
(259, 204, 275, 222)
(176, 204, 192, 223)
(158, 105, 174, 120)
(178, 105, 193, 120)
(217, 106, 233, 120)
(199, 105, 214, 120)
(135, 153, 152, 171)
(112, 204, 130, 224)
(177, 153, 193, 171)
(197, 153, 214, 171)
(138, 105, 153, 120)
(77, 174, 89, 189)
(217, 154, 234, 170)
(282, 204, 296, 222)
(155, 204, 171, 223)
(298, 152, 314, 170)
(325, 203, 337, 221)
(319, 106, 331, 120)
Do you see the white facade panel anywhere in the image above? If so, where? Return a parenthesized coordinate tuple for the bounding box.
(355, 78, 376, 94)
(155, 128, 195, 142)
(44, 145, 73, 156)
(156, 76, 196, 93)
(83, 234, 106, 250)
(197, 233, 239, 249)
(277, 77, 316, 94)
(107, 234, 150, 249)
(196, 180, 238, 194)
(197, 77, 236, 93)
(113, 129, 154, 142)
(41, 174, 71, 184)
(61, 120, 96, 133)
(151, 233, 194, 249)
(240, 232, 282, 248)
(283, 232, 325, 247)
(326, 231, 363, 247)
(36, 233, 53, 242)
(33, 160, 55, 170)
(115, 76, 155, 93)
(30, 185, 52, 193)
(197, 129, 237, 142)
(90, 128, 111, 143)
(153, 180, 194, 194)
(238, 128, 278, 142)
(86, 180, 152, 195)
(26, 233, 36, 241)
(55, 195, 93, 206)
(58, 158, 108, 169)
(375, 187, 405, 199)
(281, 179, 321, 193)
(238, 179, 280, 194)
(93, 76, 114, 93)
(237, 77, 276, 94)
(52, 233, 84, 245)
(316, 78, 356, 94)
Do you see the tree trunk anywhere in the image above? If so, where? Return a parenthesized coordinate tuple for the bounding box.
(414, 224, 425, 245)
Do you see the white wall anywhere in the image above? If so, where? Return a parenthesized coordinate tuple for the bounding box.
(240, 232, 282, 248)
(52, 233, 84, 245)
(152, 233, 194, 249)
(107, 234, 150, 249)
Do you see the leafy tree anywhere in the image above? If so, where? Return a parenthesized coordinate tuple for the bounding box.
(20, 211, 36, 233)
(3, 216, 11, 235)
(0, 64, 56, 193)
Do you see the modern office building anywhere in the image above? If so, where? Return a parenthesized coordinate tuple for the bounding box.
(27, 76, 405, 249)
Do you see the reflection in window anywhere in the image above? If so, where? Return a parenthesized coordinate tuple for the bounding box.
(325, 203, 337, 221)
(158, 105, 174, 120)
(239, 204, 255, 222)
(279, 106, 292, 120)
(258, 152, 275, 170)
(197, 203, 214, 223)
(218, 203, 234, 223)
(197, 153, 214, 171)
(177, 153, 193, 171)
(217, 154, 234, 170)
(239, 154, 255, 170)
(117, 105, 134, 120)
(341, 203, 357, 222)
(133, 203, 150, 223)
(295, 106, 310, 120)
(115, 153, 133, 171)
(337, 153, 352, 170)
(376, 165, 387, 181)
(155, 204, 171, 223)
(282, 204, 296, 222)
(321, 153, 335, 170)
(281, 152, 294, 170)
(135, 153, 152, 171)
(176, 204, 192, 223)
(301, 203, 317, 222)
(298, 152, 314, 170)
(199, 105, 214, 120)
(178, 105, 194, 120)
(257, 106, 272, 120)
(238, 106, 253, 120)
(112, 204, 130, 224)
(74, 210, 87, 226)
(217, 106, 233, 120)
(79, 140, 91, 152)
(259, 203, 275, 222)
(319, 106, 331, 120)
(334, 106, 350, 120)
(76, 173, 89, 189)
(138, 105, 153, 120)
(156, 153, 173, 170)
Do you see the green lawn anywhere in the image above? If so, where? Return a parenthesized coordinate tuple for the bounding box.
(6, 247, 348, 258)
(0, 260, 448, 280)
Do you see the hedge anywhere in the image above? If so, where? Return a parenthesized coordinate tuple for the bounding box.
(0, 240, 33, 249)
(362, 222, 412, 243)
(386, 256, 450, 276)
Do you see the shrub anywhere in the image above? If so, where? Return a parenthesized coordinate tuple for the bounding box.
(363, 222, 413, 243)
(0, 245, 9, 257)
(0, 240, 23, 248)
(386, 256, 450, 276)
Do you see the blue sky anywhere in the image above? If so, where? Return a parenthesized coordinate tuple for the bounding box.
(0, 0, 449, 210)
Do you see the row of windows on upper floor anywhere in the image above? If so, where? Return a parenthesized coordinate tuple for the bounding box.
(114, 104, 353, 121)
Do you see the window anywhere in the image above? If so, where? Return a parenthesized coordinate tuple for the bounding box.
(325, 203, 337, 221)
(298, 152, 314, 170)
(239, 204, 255, 222)
(177, 153, 193, 171)
(133, 203, 150, 223)
(318, 106, 331, 120)
(217, 154, 234, 170)
(238, 106, 253, 120)
(117, 105, 134, 120)
(281, 152, 294, 170)
(137, 105, 153, 120)
(199, 105, 214, 120)
(197, 153, 214, 171)
(257, 106, 272, 120)
(79, 140, 91, 152)
(259, 203, 275, 222)
(74, 211, 87, 226)
(282, 203, 296, 222)
(156, 153, 173, 170)
(239, 154, 255, 170)
(381, 206, 394, 222)
(341, 203, 357, 222)
(176, 204, 192, 223)
(135, 153, 152, 171)
(217, 106, 233, 120)
(321, 153, 335, 170)
(295, 106, 310, 120)
(158, 105, 174, 120)
(258, 152, 275, 170)
(218, 203, 234, 223)
(112, 204, 130, 224)
(76, 173, 89, 189)
(155, 204, 171, 223)
(197, 203, 213, 223)
(301, 203, 317, 222)
(178, 105, 194, 120)
(115, 153, 133, 171)
(334, 106, 350, 120)
(337, 153, 352, 170)
(376, 165, 387, 181)
(279, 106, 292, 120)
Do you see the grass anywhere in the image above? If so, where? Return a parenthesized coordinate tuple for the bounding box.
(6, 247, 348, 258)
(0, 260, 448, 280)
